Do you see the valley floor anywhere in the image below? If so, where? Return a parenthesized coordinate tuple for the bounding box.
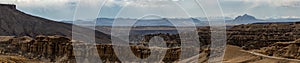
(223, 45, 300, 63)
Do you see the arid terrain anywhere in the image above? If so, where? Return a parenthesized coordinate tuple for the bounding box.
(1, 4, 300, 63)
(1, 36, 300, 63)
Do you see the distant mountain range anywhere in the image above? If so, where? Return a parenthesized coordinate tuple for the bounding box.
(63, 18, 210, 26)
(62, 14, 300, 26)
(0, 4, 111, 43)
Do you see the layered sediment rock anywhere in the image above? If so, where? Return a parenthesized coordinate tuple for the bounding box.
(141, 22, 300, 50)
(0, 36, 191, 63)
(0, 35, 73, 62)
(227, 22, 300, 49)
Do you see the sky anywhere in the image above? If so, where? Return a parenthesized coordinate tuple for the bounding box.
(1, 0, 300, 21)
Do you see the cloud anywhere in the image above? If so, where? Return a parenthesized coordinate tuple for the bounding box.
(225, 0, 300, 8)
(279, 1, 300, 8)
(101, 0, 202, 18)
(104, 0, 179, 8)
(10, 0, 77, 20)
(1, 0, 187, 20)
(2, 0, 298, 20)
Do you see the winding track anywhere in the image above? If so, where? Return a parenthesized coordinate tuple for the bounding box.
(240, 50, 300, 62)
(180, 46, 300, 63)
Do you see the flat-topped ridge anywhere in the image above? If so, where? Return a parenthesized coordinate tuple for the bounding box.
(0, 4, 16, 9)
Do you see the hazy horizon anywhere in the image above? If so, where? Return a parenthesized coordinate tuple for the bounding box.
(1, 0, 300, 21)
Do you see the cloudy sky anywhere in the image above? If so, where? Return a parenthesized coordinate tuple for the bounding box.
(1, 0, 300, 21)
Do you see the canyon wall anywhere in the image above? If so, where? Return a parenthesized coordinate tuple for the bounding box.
(142, 22, 300, 50)
(0, 35, 190, 63)
(227, 22, 300, 49)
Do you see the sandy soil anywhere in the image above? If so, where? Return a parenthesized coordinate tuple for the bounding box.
(223, 45, 300, 63)
(0, 55, 42, 63)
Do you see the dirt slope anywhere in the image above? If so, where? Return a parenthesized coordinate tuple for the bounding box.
(0, 55, 42, 63)
(0, 4, 111, 43)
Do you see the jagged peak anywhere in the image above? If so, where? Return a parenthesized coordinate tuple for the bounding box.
(234, 14, 257, 21)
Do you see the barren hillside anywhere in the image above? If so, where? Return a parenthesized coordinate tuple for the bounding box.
(0, 4, 111, 43)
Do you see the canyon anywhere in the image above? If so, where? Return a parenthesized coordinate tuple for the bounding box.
(1, 3, 300, 63)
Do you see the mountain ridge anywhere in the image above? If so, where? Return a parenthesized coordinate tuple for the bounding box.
(0, 4, 111, 43)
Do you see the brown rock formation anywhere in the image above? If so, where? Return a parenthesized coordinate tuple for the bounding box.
(227, 22, 299, 50)
(0, 35, 73, 62)
(142, 28, 211, 47)
(0, 36, 191, 63)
